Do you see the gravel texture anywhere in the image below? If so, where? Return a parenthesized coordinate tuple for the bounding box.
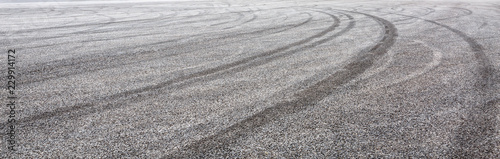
(0, 0, 499, 158)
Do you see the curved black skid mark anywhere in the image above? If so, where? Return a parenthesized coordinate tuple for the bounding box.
(20, 8, 303, 85)
(383, 11, 494, 89)
(2, 10, 342, 130)
(15, 8, 179, 35)
(377, 10, 497, 158)
(165, 10, 397, 158)
(21, 12, 314, 85)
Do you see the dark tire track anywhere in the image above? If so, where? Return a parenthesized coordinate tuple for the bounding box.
(375, 10, 495, 90)
(13, 6, 173, 34)
(20, 11, 314, 85)
(1, 10, 343, 130)
(368, 9, 497, 158)
(3, 1, 499, 158)
(165, 10, 397, 158)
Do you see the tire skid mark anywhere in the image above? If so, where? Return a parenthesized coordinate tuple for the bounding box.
(24, 26, 172, 50)
(161, 11, 356, 103)
(210, 12, 245, 27)
(13, 9, 116, 37)
(41, 8, 79, 27)
(96, 12, 165, 28)
(13, 12, 118, 42)
(393, 7, 435, 24)
(390, 7, 405, 12)
(376, 10, 497, 157)
(175, 15, 225, 25)
(353, 5, 433, 25)
(52, 12, 118, 41)
(14, 8, 167, 34)
(2, 10, 342, 129)
(396, 13, 494, 89)
(165, 10, 397, 158)
(80, 11, 192, 33)
(14, 14, 112, 34)
(9, 7, 276, 40)
(33, 9, 297, 75)
(106, 9, 159, 23)
(87, 9, 254, 35)
(18, 8, 276, 48)
(353, 40, 443, 92)
(224, 12, 257, 30)
(21, 12, 314, 85)
(155, 9, 258, 29)
(80, 11, 211, 34)
(433, 7, 473, 21)
(16, 11, 177, 48)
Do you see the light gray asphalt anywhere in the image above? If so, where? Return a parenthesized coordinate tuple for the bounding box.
(0, 0, 499, 158)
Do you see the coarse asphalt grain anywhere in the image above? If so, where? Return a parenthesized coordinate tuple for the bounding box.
(0, 0, 499, 158)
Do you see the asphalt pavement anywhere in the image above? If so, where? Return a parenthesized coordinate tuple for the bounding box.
(0, 0, 499, 158)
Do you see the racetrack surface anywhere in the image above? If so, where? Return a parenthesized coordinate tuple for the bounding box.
(0, 0, 499, 158)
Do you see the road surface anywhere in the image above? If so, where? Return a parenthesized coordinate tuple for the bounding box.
(0, 0, 499, 158)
